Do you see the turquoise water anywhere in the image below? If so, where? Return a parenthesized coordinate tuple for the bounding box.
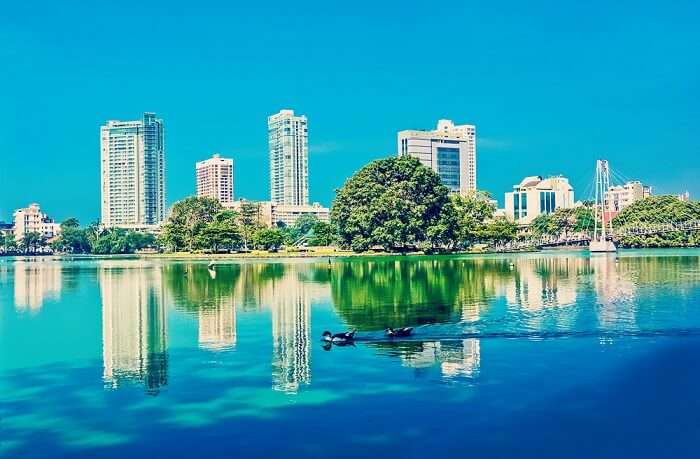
(2, 250, 700, 458)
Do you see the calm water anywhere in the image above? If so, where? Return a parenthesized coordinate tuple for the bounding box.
(2, 250, 700, 458)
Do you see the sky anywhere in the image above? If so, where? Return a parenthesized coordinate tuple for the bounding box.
(1, 0, 698, 224)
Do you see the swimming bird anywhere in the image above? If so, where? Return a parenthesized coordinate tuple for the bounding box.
(385, 327, 413, 338)
(321, 330, 356, 343)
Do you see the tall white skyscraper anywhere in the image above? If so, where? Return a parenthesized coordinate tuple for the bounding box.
(268, 109, 309, 205)
(100, 113, 165, 227)
(398, 119, 477, 195)
(196, 153, 234, 206)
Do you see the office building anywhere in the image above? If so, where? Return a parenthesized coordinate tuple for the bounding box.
(605, 181, 651, 214)
(196, 153, 234, 206)
(100, 113, 165, 228)
(231, 200, 329, 227)
(13, 203, 61, 240)
(268, 109, 309, 205)
(398, 119, 477, 194)
(504, 175, 574, 225)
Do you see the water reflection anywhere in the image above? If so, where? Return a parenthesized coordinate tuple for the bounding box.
(400, 339, 481, 379)
(100, 264, 168, 395)
(13, 260, 62, 311)
(4, 252, 700, 396)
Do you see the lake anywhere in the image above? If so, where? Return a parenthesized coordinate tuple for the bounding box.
(2, 250, 700, 458)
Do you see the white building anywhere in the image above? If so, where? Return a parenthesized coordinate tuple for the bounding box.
(196, 153, 234, 206)
(268, 109, 309, 205)
(604, 181, 651, 213)
(398, 119, 477, 195)
(100, 113, 165, 228)
(13, 203, 61, 240)
(231, 200, 329, 228)
(504, 176, 574, 225)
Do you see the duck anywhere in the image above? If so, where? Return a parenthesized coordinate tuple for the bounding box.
(321, 330, 356, 343)
(385, 327, 413, 338)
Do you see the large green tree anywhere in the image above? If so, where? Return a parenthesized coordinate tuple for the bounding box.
(195, 210, 242, 252)
(161, 197, 223, 252)
(252, 227, 284, 251)
(21, 232, 45, 254)
(331, 156, 450, 252)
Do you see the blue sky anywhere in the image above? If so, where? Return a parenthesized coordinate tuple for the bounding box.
(1, 0, 698, 224)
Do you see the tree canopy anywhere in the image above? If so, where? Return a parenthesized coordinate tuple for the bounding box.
(331, 156, 451, 251)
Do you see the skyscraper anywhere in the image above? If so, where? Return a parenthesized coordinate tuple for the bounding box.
(100, 113, 165, 228)
(398, 119, 477, 195)
(268, 109, 309, 205)
(196, 153, 234, 206)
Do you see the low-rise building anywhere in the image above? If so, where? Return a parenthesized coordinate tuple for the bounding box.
(0, 221, 13, 237)
(231, 200, 330, 227)
(605, 181, 651, 214)
(13, 203, 61, 240)
(504, 176, 574, 225)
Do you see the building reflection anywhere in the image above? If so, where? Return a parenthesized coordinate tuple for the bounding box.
(100, 264, 168, 395)
(504, 256, 583, 311)
(198, 299, 237, 351)
(13, 260, 62, 311)
(265, 264, 330, 393)
(400, 339, 481, 379)
(590, 255, 638, 328)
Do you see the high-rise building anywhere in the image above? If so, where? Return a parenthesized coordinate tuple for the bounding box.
(13, 203, 61, 241)
(100, 113, 165, 228)
(504, 175, 574, 225)
(268, 109, 309, 205)
(196, 153, 234, 206)
(398, 119, 477, 194)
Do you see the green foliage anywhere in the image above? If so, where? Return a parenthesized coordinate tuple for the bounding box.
(481, 217, 519, 244)
(161, 197, 223, 252)
(60, 218, 80, 229)
(252, 227, 284, 251)
(1, 233, 17, 253)
(194, 210, 242, 252)
(309, 221, 335, 246)
(20, 232, 46, 254)
(331, 156, 450, 251)
(92, 228, 156, 254)
(52, 226, 91, 253)
(529, 206, 595, 236)
(238, 201, 263, 250)
(613, 195, 700, 247)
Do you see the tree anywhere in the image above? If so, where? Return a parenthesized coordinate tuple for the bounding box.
(447, 192, 496, 248)
(331, 156, 449, 252)
(613, 195, 700, 247)
(21, 232, 45, 254)
(60, 218, 80, 230)
(481, 218, 518, 245)
(252, 227, 284, 251)
(309, 221, 335, 246)
(238, 201, 262, 250)
(52, 227, 91, 253)
(1, 234, 17, 253)
(162, 197, 223, 252)
(195, 210, 242, 252)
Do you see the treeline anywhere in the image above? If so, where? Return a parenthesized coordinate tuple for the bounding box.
(331, 156, 517, 252)
(524, 195, 700, 248)
(612, 195, 700, 247)
(0, 218, 157, 255)
(158, 197, 333, 253)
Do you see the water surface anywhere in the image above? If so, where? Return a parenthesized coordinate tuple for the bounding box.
(2, 250, 700, 458)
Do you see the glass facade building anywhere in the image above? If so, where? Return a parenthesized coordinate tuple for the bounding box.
(268, 110, 309, 206)
(100, 113, 165, 227)
(398, 119, 477, 195)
